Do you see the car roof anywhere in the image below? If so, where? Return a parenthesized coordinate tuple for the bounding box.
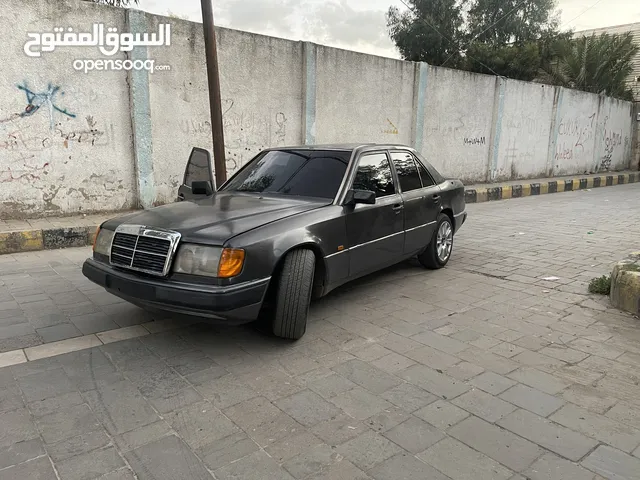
(266, 143, 416, 152)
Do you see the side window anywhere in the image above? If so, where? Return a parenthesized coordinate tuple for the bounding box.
(184, 148, 213, 186)
(390, 152, 422, 192)
(352, 153, 395, 197)
(414, 156, 436, 187)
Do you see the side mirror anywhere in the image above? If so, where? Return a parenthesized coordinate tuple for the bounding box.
(191, 180, 213, 196)
(345, 189, 376, 206)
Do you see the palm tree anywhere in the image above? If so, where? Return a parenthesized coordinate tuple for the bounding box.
(538, 32, 638, 101)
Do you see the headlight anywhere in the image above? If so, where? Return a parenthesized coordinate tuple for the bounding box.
(93, 228, 114, 256)
(173, 244, 245, 278)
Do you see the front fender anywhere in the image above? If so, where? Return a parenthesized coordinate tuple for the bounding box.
(224, 206, 348, 289)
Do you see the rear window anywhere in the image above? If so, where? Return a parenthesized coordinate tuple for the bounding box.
(221, 149, 350, 199)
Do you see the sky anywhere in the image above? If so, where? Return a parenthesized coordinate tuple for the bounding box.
(138, 0, 640, 59)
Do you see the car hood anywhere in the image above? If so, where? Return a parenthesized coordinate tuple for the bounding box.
(101, 192, 330, 244)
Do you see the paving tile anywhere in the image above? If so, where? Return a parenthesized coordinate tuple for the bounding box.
(397, 364, 470, 400)
(549, 404, 640, 453)
(214, 450, 295, 480)
(382, 416, 445, 453)
(275, 389, 342, 427)
(507, 367, 571, 395)
(303, 459, 370, 480)
(330, 387, 394, 420)
(54, 445, 125, 480)
(498, 408, 599, 461)
(112, 421, 173, 453)
(448, 415, 544, 472)
(0, 437, 45, 470)
(411, 330, 469, 354)
(125, 435, 212, 480)
(452, 388, 518, 423)
(35, 403, 102, 444)
(418, 437, 513, 480)
(0, 349, 27, 368)
(369, 453, 450, 480)
(404, 345, 460, 370)
(379, 382, 438, 413)
(36, 322, 83, 343)
(469, 371, 517, 395)
(198, 432, 259, 471)
(17, 367, 77, 403)
(581, 445, 640, 480)
(457, 347, 519, 374)
(24, 334, 102, 361)
(266, 431, 324, 463)
(444, 360, 485, 380)
(169, 401, 238, 450)
(561, 384, 619, 414)
(499, 384, 565, 417)
(332, 359, 401, 394)
(414, 399, 470, 430)
(310, 414, 369, 446)
(308, 373, 357, 399)
(83, 380, 159, 435)
(282, 443, 342, 479)
(71, 312, 119, 335)
(337, 430, 404, 471)
(523, 452, 601, 480)
(1, 455, 58, 480)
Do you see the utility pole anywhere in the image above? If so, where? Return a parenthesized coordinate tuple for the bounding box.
(200, 0, 227, 186)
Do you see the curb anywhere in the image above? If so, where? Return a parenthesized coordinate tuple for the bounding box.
(0, 226, 98, 255)
(1, 172, 638, 255)
(464, 172, 639, 204)
(610, 252, 640, 317)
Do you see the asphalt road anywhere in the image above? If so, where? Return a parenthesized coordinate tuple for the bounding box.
(1, 183, 640, 480)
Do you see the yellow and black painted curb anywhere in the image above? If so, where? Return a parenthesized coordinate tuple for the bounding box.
(464, 172, 639, 204)
(0, 226, 98, 255)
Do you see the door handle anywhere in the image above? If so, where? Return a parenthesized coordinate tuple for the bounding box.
(392, 204, 404, 214)
(432, 194, 441, 202)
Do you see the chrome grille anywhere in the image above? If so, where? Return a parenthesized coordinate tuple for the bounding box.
(109, 225, 181, 277)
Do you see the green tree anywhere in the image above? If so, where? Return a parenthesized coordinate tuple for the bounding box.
(386, 0, 467, 66)
(537, 32, 638, 101)
(461, 0, 564, 80)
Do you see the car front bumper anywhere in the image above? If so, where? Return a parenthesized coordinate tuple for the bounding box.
(82, 258, 270, 324)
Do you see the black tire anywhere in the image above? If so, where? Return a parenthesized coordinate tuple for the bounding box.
(272, 248, 316, 340)
(418, 213, 454, 270)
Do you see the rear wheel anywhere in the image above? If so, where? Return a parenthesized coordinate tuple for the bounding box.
(418, 213, 454, 269)
(272, 249, 315, 340)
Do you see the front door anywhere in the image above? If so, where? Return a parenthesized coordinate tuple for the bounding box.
(389, 150, 441, 255)
(345, 151, 404, 278)
(176, 147, 215, 202)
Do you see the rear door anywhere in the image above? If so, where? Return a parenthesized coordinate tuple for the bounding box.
(389, 150, 441, 255)
(177, 147, 215, 202)
(345, 151, 404, 278)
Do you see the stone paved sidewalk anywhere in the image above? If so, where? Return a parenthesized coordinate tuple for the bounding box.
(0, 183, 639, 479)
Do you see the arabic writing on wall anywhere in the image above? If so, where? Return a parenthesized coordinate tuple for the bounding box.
(554, 112, 596, 165)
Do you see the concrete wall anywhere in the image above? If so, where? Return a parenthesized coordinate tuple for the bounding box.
(0, 0, 636, 219)
(0, 0, 137, 219)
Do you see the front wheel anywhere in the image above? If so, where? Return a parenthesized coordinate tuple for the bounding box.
(418, 213, 454, 269)
(271, 249, 316, 340)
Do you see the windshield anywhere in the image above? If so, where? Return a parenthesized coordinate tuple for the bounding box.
(220, 149, 350, 199)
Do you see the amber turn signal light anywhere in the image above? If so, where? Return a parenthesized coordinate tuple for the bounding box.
(92, 227, 100, 251)
(218, 248, 245, 278)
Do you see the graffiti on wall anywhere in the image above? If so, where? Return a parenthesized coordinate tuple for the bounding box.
(2, 81, 77, 130)
(599, 116, 626, 171)
(178, 98, 289, 174)
(554, 112, 596, 164)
